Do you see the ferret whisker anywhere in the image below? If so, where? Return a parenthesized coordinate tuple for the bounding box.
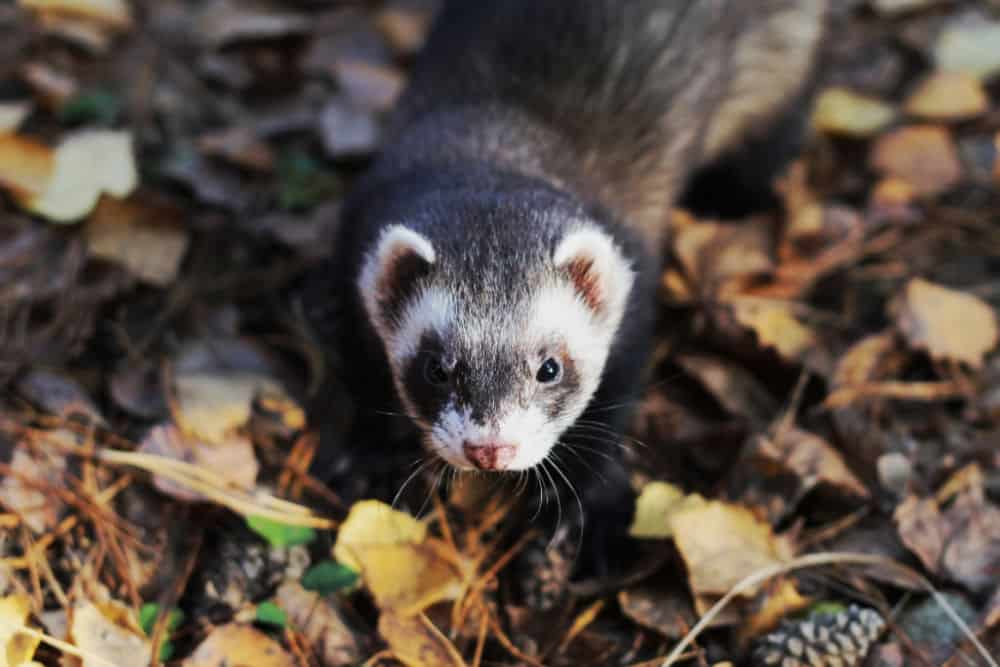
(416, 461, 447, 520)
(547, 454, 585, 558)
(540, 460, 563, 547)
(554, 444, 609, 484)
(392, 457, 435, 510)
(531, 468, 545, 522)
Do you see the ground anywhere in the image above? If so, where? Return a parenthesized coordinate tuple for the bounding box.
(0, 1, 999, 666)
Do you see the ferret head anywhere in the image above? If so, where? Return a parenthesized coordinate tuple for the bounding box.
(358, 217, 634, 472)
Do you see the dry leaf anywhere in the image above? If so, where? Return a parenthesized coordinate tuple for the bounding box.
(377, 611, 467, 667)
(831, 331, 903, 389)
(670, 501, 795, 598)
(21, 130, 138, 223)
(675, 354, 779, 424)
(752, 428, 870, 500)
(871, 0, 946, 13)
(0, 594, 40, 667)
(354, 541, 465, 615)
(172, 371, 287, 444)
(70, 601, 151, 667)
(895, 278, 999, 368)
(198, 126, 274, 172)
(19, 0, 131, 29)
(904, 72, 989, 120)
(742, 579, 810, 639)
(934, 18, 1000, 80)
(671, 217, 774, 298)
(84, 195, 189, 286)
(618, 585, 696, 640)
(0, 134, 54, 197)
(138, 422, 259, 502)
(333, 500, 427, 571)
(629, 481, 706, 539)
(869, 125, 962, 196)
(182, 623, 295, 667)
(197, 0, 310, 48)
(0, 101, 32, 133)
(274, 582, 362, 667)
(0, 445, 67, 534)
(730, 300, 817, 364)
(811, 87, 896, 137)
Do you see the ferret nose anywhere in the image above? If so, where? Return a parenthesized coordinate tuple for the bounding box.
(462, 441, 516, 471)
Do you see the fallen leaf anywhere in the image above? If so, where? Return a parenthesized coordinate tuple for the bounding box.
(0, 134, 55, 197)
(742, 579, 811, 639)
(70, 601, 152, 667)
(869, 125, 962, 196)
(171, 371, 287, 444)
(934, 17, 1000, 80)
(831, 331, 904, 389)
(670, 501, 795, 598)
(894, 278, 999, 368)
(675, 354, 779, 424)
(246, 516, 314, 548)
(671, 216, 774, 298)
(197, 0, 310, 48)
(618, 585, 697, 639)
(871, 0, 946, 14)
(751, 428, 870, 500)
(0, 101, 32, 133)
(19, 0, 132, 29)
(182, 623, 295, 667)
(629, 481, 706, 539)
(21, 130, 138, 223)
(334, 60, 406, 112)
(904, 72, 989, 120)
(811, 87, 896, 137)
(0, 594, 40, 667)
(138, 422, 259, 502)
(275, 582, 362, 667)
(0, 444, 67, 533)
(729, 300, 817, 364)
(84, 195, 189, 286)
(378, 611, 467, 667)
(333, 499, 427, 571)
(375, 5, 433, 55)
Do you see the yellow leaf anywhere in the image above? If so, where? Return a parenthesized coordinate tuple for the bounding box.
(70, 601, 151, 667)
(182, 624, 295, 667)
(730, 300, 816, 362)
(670, 501, 794, 598)
(22, 130, 138, 223)
(0, 594, 40, 667)
(334, 500, 427, 571)
(0, 134, 54, 197)
(378, 612, 466, 667)
(895, 278, 999, 368)
(19, 0, 131, 29)
(811, 88, 896, 137)
(355, 540, 464, 615)
(629, 481, 706, 539)
(172, 371, 285, 444)
(904, 71, 989, 121)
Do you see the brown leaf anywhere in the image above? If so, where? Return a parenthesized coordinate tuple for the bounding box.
(378, 611, 467, 667)
(0, 441, 67, 533)
(84, 195, 189, 286)
(670, 501, 795, 598)
(19, 0, 132, 29)
(618, 585, 696, 639)
(729, 300, 819, 365)
(674, 354, 779, 424)
(197, 0, 310, 48)
(831, 331, 903, 389)
(274, 582, 362, 667)
(182, 623, 295, 667)
(870, 125, 962, 196)
(894, 277, 999, 368)
(198, 126, 274, 172)
(0, 134, 54, 197)
(904, 72, 989, 121)
(671, 214, 774, 299)
(753, 428, 870, 500)
(894, 495, 945, 572)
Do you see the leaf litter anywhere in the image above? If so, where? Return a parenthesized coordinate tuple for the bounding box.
(0, 1, 998, 666)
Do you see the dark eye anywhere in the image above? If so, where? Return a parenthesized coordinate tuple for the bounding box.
(536, 357, 561, 384)
(424, 355, 450, 386)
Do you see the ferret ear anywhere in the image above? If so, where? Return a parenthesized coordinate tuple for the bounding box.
(359, 225, 436, 332)
(553, 227, 634, 324)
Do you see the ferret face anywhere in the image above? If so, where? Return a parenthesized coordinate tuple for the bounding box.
(358, 222, 634, 472)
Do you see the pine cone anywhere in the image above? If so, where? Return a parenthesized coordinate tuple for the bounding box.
(753, 604, 886, 667)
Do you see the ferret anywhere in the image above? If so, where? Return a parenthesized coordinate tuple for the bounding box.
(321, 0, 827, 573)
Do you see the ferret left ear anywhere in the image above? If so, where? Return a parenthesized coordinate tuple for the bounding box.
(359, 225, 436, 332)
(553, 227, 634, 323)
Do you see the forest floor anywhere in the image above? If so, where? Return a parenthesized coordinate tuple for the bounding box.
(0, 0, 999, 666)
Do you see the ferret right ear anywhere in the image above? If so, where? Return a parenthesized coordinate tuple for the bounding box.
(359, 225, 436, 331)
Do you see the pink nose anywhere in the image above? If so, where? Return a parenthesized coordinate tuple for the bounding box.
(462, 442, 517, 471)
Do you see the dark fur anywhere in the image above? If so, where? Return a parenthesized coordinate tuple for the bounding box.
(314, 0, 826, 576)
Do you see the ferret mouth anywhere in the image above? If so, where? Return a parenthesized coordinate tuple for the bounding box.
(426, 435, 552, 473)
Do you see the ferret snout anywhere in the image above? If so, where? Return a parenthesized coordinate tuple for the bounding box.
(462, 441, 517, 471)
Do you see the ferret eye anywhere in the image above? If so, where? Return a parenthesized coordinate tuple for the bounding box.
(424, 356, 450, 386)
(536, 357, 561, 384)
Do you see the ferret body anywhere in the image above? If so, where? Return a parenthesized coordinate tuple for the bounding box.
(324, 0, 827, 571)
